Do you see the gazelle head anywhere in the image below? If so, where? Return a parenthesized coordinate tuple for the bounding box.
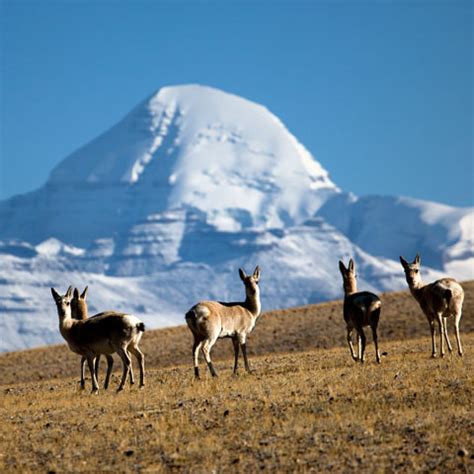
(399, 254, 422, 288)
(239, 266, 261, 300)
(339, 258, 357, 295)
(72, 286, 88, 320)
(51, 286, 73, 321)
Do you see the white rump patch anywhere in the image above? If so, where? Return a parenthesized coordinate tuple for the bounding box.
(195, 306, 210, 319)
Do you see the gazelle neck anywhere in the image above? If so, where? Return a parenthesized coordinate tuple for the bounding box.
(408, 279, 425, 301)
(245, 287, 261, 318)
(343, 278, 358, 297)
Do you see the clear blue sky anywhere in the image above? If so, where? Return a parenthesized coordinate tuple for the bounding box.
(1, 0, 472, 207)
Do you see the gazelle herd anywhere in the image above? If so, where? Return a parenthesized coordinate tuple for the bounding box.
(51, 254, 465, 392)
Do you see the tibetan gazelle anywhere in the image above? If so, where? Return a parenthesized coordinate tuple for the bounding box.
(51, 286, 146, 392)
(400, 254, 464, 357)
(185, 266, 262, 378)
(71, 287, 114, 390)
(339, 259, 382, 363)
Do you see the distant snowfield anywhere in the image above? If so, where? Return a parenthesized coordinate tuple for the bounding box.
(0, 84, 472, 352)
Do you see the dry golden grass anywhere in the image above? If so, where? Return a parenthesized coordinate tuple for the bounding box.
(1, 337, 473, 472)
(0, 282, 473, 472)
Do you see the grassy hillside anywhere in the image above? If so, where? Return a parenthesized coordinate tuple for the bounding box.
(1, 337, 473, 472)
(0, 282, 473, 472)
(1, 281, 473, 386)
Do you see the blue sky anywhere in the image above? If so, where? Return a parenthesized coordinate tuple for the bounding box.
(1, 0, 472, 206)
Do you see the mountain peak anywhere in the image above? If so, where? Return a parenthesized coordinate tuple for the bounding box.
(47, 84, 338, 232)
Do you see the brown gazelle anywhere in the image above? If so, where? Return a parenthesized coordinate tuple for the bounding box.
(71, 287, 114, 390)
(400, 254, 464, 357)
(51, 286, 146, 392)
(185, 266, 262, 378)
(339, 259, 382, 363)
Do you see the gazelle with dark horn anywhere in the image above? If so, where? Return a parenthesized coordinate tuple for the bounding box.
(185, 266, 262, 378)
(71, 287, 114, 390)
(51, 286, 146, 392)
(339, 259, 382, 363)
(400, 254, 464, 357)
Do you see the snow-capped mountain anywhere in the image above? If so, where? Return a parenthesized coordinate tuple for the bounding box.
(0, 84, 472, 352)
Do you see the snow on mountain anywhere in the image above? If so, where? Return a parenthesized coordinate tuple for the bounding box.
(317, 193, 474, 280)
(0, 84, 472, 352)
(0, 85, 338, 247)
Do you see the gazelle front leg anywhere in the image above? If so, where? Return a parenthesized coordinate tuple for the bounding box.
(346, 326, 357, 361)
(232, 337, 240, 374)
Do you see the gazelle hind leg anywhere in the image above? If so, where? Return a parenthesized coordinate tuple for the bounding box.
(371, 308, 381, 364)
(129, 345, 145, 387)
(202, 337, 218, 377)
(346, 327, 357, 361)
(371, 325, 381, 364)
(358, 329, 366, 363)
(443, 317, 453, 352)
(80, 356, 87, 389)
(116, 347, 131, 392)
(192, 339, 203, 378)
(103, 355, 114, 390)
(86, 356, 99, 392)
(454, 309, 463, 356)
(436, 313, 445, 357)
(94, 355, 101, 381)
(429, 319, 436, 357)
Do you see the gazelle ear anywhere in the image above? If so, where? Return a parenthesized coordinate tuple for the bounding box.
(399, 256, 409, 268)
(414, 254, 421, 265)
(253, 265, 260, 281)
(339, 260, 347, 275)
(65, 286, 73, 298)
(73, 288, 79, 300)
(348, 258, 355, 272)
(51, 288, 61, 302)
(239, 268, 246, 281)
(80, 286, 88, 300)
